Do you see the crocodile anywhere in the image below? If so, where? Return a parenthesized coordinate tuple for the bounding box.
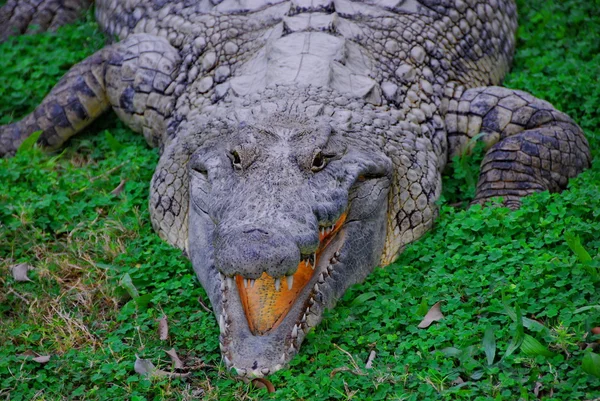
(0, 0, 591, 378)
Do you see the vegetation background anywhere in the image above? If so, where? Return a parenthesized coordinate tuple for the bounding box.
(1, 0, 599, 399)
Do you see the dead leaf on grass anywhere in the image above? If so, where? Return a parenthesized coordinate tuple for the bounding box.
(164, 348, 184, 369)
(418, 301, 444, 329)
(33, 355, 51, 364)
(534, 378, 543, 397)
(157, 315, 169, 340)
(10, 263, 33, 282)
(110, 179, 127, 195)
(252, 378, 275, 393)
(134, 355, 191, 379)
(365, 350, 376, 369)
(19, 351, 51, 364)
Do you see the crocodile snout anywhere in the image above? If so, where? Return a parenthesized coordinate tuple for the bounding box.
(214, 224, 301, 280)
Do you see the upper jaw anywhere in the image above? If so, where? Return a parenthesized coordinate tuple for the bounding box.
(217, 230, 346, 378)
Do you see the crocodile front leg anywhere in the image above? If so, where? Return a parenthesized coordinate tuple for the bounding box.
(0, 34, 181, 156)
(445, 85, 591, 208)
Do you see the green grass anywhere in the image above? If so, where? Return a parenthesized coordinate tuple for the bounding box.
(1, 1, 599, 400)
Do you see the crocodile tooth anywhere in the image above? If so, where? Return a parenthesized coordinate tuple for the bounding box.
(280, 353, 286, 363)
(289, 344, 295, 353)
(219, 342, 225, 352)
(308, 297, 315, 306)
(250, 279, 255, 288)
(313, 283, 319, 292)
(236, 368, 247, 377)
(220, 279, 225, 291)
(320, 227, 325, 236)
(275, 278, 281, 291)
(226, 276, 233, 288)
(286, 275, 294, 290)
(219, 272, 225, 281)
(223, 356, 231, 367)
(318, 273, 325, 284)
(300, 313, 307, 323)
(312, 253, 316, 266)
(261, 367, 270, 375)
(243, 278, 248, 288)
(219, 314, 226, 332)
(331, 225, 335, 231)
(291, 324, 298, 338)
(327, 264, 334, 274)
(334, 251, 341, 258)
(306, 307, 310, 314)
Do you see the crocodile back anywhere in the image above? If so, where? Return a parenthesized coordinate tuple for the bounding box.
(96, 0, 518, 105)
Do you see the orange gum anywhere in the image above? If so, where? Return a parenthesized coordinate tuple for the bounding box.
(236, 212, 347, 335)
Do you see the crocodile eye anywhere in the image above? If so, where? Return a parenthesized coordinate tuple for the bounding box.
(230, 150, 242, 171)
(311, 151, 326, 172)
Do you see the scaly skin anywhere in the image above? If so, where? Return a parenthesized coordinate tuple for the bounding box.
(0, 0, 591, 378)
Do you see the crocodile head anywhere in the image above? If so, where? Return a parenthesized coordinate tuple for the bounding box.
(183, 106, 392, 377)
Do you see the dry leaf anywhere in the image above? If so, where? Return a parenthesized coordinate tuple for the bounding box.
(19, 351, 50, 364)
(418, 301, 444, 329)
(534, 375, 543, 397)
(33, 355, 51, 364)
(134, 356, 156, 376)
(157, 315, 169, 341)
(252, 378, 275, 393)
(134, 355, 190, 379)
(10, 263, 33, 282)
(164, 348, 184, 369)
(110, 179, 127, 195)
(365, 350, 376, 369)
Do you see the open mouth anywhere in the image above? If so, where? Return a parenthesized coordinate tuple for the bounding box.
(235, 212, 347, 335)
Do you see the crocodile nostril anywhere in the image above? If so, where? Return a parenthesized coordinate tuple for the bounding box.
(243, 228, 270, 235)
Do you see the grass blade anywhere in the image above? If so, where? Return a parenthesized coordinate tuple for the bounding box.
(483, 325, 496, 365)
(17, 130, 42, 154)
(503, 304, 524, 361)
(120, 273, 140, 299)
(582, 351, 600, 378)
(105, 130, 124, 152)
(520, 334, 555, 358)
(565, 232, 592, 263)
